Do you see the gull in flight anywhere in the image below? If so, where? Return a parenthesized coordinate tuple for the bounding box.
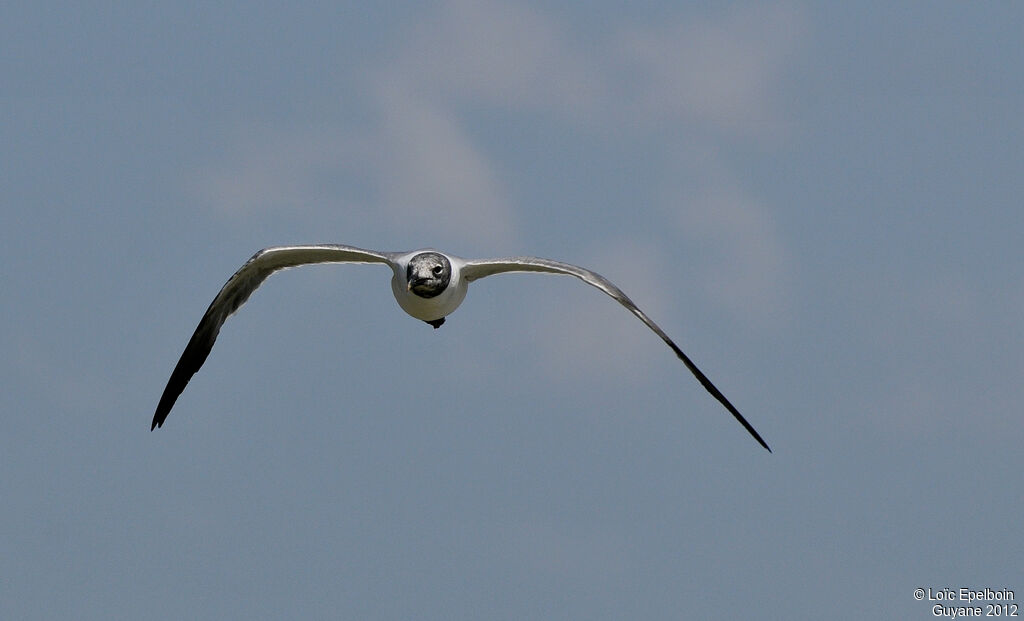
(152, 244, 771, 451)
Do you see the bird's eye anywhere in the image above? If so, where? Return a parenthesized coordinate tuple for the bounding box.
(432, 265, 443, 275)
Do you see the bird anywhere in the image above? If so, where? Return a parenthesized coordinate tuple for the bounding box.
(151, 244, 771, 451)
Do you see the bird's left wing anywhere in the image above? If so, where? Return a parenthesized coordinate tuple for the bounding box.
(152, 244, 396, 429)
(461, 256, 771, 452)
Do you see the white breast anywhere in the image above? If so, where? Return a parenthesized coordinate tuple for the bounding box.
(389, 253, 469, 321)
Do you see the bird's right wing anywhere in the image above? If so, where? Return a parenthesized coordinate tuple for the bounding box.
(152, 244, 396, 429)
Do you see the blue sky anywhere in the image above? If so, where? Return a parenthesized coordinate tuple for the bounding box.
(2, 2, 1022, 619)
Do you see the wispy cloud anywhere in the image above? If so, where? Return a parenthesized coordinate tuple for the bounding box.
(194, 1, 803, 335)
(196, 103, 517, 250)
(198, 2, 803, 206)
(388, 0, 607, 119)
(659, 149, 793, 329)
(368, 79, 518, 249)
(615, 4, 805, 134)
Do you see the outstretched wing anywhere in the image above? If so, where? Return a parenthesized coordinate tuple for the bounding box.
(461, 256, 771, 452)
(152, 245, 396, 429)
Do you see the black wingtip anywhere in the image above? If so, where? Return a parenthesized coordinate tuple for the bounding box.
(151, 401, 170, 430)
(733, 409, 772, 453)
(151, 402, 169, 430)
(662, 341, 772, 453)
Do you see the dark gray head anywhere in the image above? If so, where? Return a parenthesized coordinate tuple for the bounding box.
(406, 252, 451, 298)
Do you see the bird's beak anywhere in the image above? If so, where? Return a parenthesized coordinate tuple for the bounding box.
(407, 277, 425, 291)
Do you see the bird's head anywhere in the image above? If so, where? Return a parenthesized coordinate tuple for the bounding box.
(406, 252, 451, 298)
